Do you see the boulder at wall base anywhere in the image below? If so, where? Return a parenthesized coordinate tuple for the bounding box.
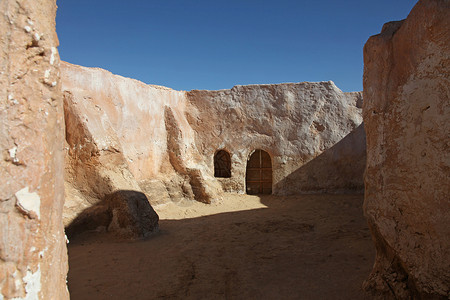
(362, 0, 450, 298)
(66, 190, 159, 239)
(107, 190, 160, 238)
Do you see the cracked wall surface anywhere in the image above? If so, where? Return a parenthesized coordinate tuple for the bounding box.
(363, 0, 450, 297)
(61, 62, 222, 232)
(61, 62, 366, 228)
(187, 83, 365, 195)
(0, 0, 68, 299)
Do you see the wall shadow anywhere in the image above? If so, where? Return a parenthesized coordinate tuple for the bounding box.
(276, 124, 366, 194)
(65, 123, 369, 299)
(66, 190, 159, 239)
(67, 194, 374, 300)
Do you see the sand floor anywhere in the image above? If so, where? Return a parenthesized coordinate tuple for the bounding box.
(67, 194, 375, 299)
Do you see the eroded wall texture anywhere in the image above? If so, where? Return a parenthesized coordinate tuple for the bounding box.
(61, 62, 222, 230)
(0, 0, 69, 299)
(61, 62, 366, 229)
(363, 0, 450, 298)
(187, 84, 365, 195)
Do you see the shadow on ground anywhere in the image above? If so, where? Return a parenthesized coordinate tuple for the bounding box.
(67, 194, 374, 300)
(66, 190, 159, 239)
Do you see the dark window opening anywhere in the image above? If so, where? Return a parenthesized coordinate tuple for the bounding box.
(214, 150, 231, 178)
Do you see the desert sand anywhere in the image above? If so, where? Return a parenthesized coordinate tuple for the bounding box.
(67, 194, 374, 299)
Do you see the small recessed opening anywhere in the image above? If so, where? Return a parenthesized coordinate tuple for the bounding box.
(214, 150, 231, 178)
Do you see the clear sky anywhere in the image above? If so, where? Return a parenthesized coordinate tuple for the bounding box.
(56, 0, 417, 92)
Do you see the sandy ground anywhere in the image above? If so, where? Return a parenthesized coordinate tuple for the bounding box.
(67, 194, 375, 300)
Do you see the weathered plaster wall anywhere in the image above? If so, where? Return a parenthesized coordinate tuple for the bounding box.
(363, 0, 450, 297)
(61, 62, 223, 228)
(0, 0, 68, 299)
(61, 62, 189, 181)
(187, 83, 364, 195)
(61, 62, 366, 221)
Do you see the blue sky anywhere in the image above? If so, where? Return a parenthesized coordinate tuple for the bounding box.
(56, 0, 417, 92)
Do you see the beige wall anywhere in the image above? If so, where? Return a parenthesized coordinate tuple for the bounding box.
(363, 0, 450, 297)
(62, 62, 365, 209)
(0, 0, 68, 299)
(187, 84, 365, 195)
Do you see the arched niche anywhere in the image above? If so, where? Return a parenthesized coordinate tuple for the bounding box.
(214, 150, 231, 178)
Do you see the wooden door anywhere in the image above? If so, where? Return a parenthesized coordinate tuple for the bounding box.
(246, 149, 272, 195)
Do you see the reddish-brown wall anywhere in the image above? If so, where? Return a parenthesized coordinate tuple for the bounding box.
(0, 0, 68, 298)
(363, 0, 450, 297)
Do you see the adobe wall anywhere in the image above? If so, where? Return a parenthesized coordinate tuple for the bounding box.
(363, 0, 450, 297)
(61, 62, 223, 229)
(0, 0, 69, 299)
(187, 83, 364, 195)
(61, 62, 366, 222)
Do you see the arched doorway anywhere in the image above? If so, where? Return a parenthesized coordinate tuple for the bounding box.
(214, 150, 231, 178)
(246, 149, 272, 195)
